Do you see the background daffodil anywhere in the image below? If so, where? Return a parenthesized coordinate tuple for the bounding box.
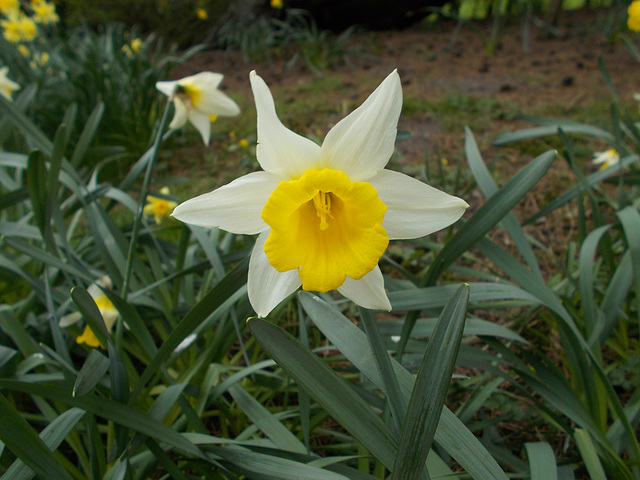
(172, 70, 468, 317)
(592, 148, 619, 170)
(144, 186, 178, 224)
(0, 66, 19, 100)
(156, 72, 240, 145)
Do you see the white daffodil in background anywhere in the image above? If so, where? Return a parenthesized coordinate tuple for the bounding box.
(173, 70, 468, 317)
(59, 277, 118, 348)
(0, 66, 19, 100)
(592, 148, 620, 170)
(144, 186, 178, 224)
(156, 72, 240, 145)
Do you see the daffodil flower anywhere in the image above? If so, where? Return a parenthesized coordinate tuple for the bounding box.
(629, 0, 640, 31)
(144, 186, 178, 224)
(31, 0, 59, 25)
(156, 72, 240, 145)
(60, 278, 118, 348)
(0, 0, 18, 14)
(592, 148, 620, 170)
(0, 66, 19, 100)
(173, 70, 468, 317)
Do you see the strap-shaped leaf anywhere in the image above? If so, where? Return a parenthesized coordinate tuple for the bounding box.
(392, 285, 469, 480)
(299, 292, 508, 480)
(525, 442, 557, 480)
(424, 149, 555, 286)
(129, 256, 249, 404)
(465, 127, 542, 279)
(229, 384, 307, 454)
(248, 317, 399, 469)
(73, 349, 110, 397)
(0, 393, 72, 480)
(1, 408, 85, 480)
(493, 124, 613, 145)
(0, 380, 205, 459)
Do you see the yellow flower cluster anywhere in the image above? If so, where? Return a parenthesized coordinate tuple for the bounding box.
(0, 0, 58, 45)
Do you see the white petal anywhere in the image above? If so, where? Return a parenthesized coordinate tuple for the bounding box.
(188, 110, 211, 145)
(369, 169, 468, 239)
(185, 72, 224, 90)
(248, 231, 302, 317)
(196, 89, 240, 117)
(321, 70, 402, 181)
(156, 80, 178, 98)
(337, 267, 391, 311)
(169, 98, 189, 130)
(172, 171, 281, 234)
(250, 71, 321, 178)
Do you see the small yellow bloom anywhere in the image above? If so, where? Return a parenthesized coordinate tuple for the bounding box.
(629, 0, 640, 31)
(270, 0, 283, 8)
(592, 149, 620, 170)
(196, 8, 208, 20)
(122, 38, 143, 56)
(144, 187, 178, 224)
(0, 0, 18, 14)
(31, 0, 59, 25)
(29, 51, 49, 69)
(0, 66, 20, 100)
(17, 44, 30, 57)
(3, 13, 38, 43)
(239, 138, 249, 148)
(209, 114, 218, 123)
(1, 15, 23, 43)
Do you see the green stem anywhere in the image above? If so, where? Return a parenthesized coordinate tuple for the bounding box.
(121, 99, 172, 300)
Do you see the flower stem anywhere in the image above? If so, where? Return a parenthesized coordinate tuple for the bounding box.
(118, 99, 172, 348)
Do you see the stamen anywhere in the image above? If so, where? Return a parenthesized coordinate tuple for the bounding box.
(313, 191, 333, 230)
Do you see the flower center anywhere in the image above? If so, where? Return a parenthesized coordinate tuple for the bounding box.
(261, 168, 388, 292)
(175, 83, 200, 109)
(313, 190, 333, 231)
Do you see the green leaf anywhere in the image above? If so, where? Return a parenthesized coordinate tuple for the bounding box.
(493, 124, 613, 145)
(130, 256, 249, 404)
(465, 127, 542, 279)
(617, 206, 640, 324)
(229, 384, 307, 454)
(1, 408, 85, 480)
(26, 150, 47, 238)
(70, 286, 109, 348)
(392, 285, 469, 480)
(248, 317, 399, 469)
(0, 381, 205, 460)
(424, 149, 555, 285)
(524, 155, 639, 225)
(73, 349, 110, 397)
(525, 442, 557, 480)
(574, 429, 607, 480)
(578, 225, 611, 339)
(0, 92, 53, 155)
(213, 446, 350, 480)
(299, 292, 508, 480)
(71, 102, 105, 168)
(0, 393, 72, 480)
